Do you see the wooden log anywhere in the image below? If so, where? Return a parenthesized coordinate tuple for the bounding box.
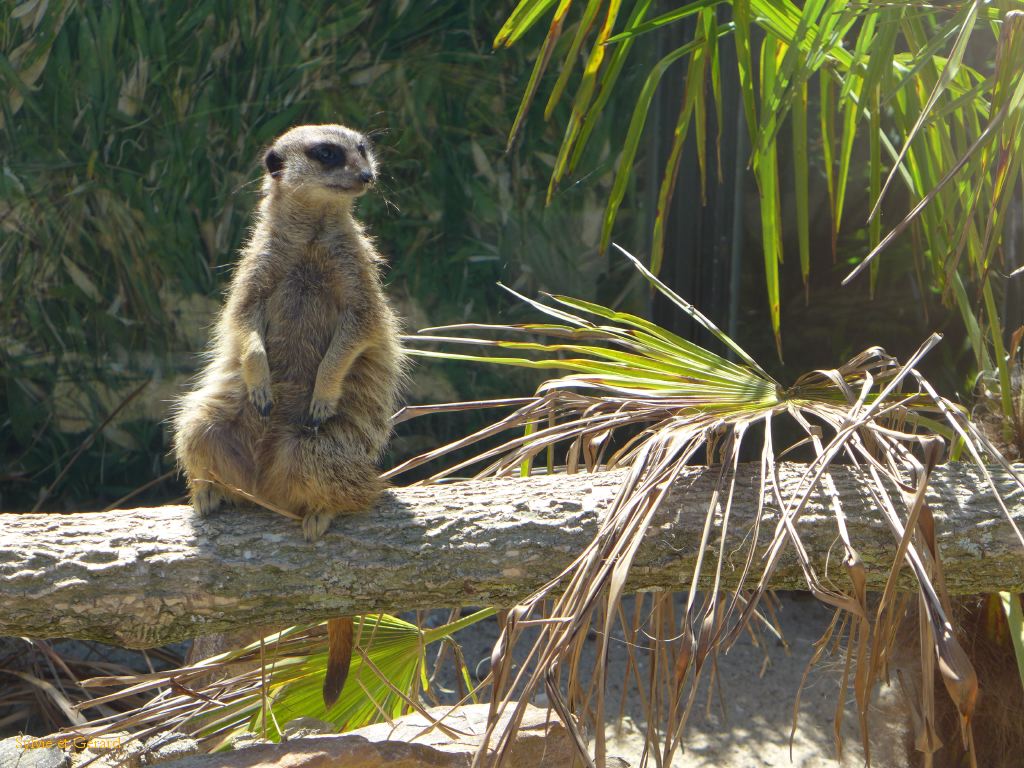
(1, 463, 1021, 648)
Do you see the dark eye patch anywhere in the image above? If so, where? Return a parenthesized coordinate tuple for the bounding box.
(357, 142, 368, 158)
(264, 149, 284, 177)
(307, 143, 346, 167)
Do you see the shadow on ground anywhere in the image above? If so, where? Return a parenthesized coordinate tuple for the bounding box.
(427, 591, 908, 767)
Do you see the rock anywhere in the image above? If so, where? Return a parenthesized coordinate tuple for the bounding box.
(0, 735, 67, 768)
(224, 733, 268, 753)
(70, 731, 145, 768)
(279, 719, 336, 740)
(142, 735, 200, 766)
(354, 703, 579, 766)
(155, 703, 580, 767)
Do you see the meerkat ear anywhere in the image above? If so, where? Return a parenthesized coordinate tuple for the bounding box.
(264, 149, 284, 178)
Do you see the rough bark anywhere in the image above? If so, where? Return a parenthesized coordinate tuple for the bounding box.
(2, 463, 1022, 648)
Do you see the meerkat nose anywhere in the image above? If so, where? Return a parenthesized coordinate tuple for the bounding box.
(359, 170, 375, 184)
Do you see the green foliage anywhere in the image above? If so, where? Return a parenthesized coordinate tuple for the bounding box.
(498, 0, 1024, 393)
(0, 0, 637, 509)
(1002, 592, 1024, 690)
(75, 609, 495, 746)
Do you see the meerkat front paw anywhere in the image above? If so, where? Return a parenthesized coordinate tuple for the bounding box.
(193, 484, 226, 516)
(249, 382, 274, 417)
(307, 396, 337, 428)
(303, 509, 337, 541)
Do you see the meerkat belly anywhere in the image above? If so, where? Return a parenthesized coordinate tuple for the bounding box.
(264, 260, 343, 384)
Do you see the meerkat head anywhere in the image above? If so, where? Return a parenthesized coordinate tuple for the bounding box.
(262, 124, 377, 202)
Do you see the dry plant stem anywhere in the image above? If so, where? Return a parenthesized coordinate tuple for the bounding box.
(1, 463, 1022, 647)
(100, 469, 177, 512)
(30, 379, 150, 512)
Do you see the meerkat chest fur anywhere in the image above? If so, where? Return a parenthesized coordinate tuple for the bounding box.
(253, 215, 383, 387)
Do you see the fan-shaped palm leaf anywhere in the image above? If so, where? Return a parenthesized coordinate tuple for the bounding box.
(72, 609, 494, 750)
(398, 247, 1024, 767)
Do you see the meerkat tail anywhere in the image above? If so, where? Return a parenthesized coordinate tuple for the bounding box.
(323, 616, 355, 708)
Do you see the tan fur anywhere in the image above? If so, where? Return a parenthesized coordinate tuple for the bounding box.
(173, 124, 405, 541)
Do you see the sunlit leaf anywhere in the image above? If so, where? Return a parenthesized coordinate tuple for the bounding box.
(395, 251, 1023, 767)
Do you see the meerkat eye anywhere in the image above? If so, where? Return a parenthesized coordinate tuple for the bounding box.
(308, 143, 345, 167)
(357, 143, 368, 158)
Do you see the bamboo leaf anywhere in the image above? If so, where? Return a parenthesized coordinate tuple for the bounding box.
(844, 97, 1012, 286)
(792, 77, 809, 298)
(733, 0, 757, 146)
(599, 31, 723, 252)
(544, 0, 602, 119)
(869, 84, 881, 297)
(570, 0, 652, 173)
(547, 0, 622, 198)
(506, 0, 574, 151)
(652, 19, 709, 273)
(820, 68, 837, 256)
(604, 0, 721, 44)
(870, 0, 980, 221)
(495, 0, 563, 48)
(756, 36, 784, 359)
(833, 10, 875, 232)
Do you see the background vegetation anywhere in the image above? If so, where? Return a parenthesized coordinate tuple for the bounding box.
(0, 0, 643, 511)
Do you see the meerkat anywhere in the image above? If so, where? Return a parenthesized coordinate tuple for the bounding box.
(172, 123, 405, 704)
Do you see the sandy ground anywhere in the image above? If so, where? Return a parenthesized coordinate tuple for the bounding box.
(431, 592, 909, 767)
(2, 593, 910, 766)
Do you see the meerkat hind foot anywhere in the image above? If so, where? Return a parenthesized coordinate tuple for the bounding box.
(303, 509, 338, 541)
(193, 484, 227, 516)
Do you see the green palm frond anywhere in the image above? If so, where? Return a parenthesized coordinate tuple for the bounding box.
(398, 249, 1024, 766)
(72, 609, 494, 749)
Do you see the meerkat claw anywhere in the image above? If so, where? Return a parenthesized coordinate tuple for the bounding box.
(249, 384, 274, 417)
(308, 398, 335, 428)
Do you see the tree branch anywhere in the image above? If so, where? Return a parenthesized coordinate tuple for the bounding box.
(2, 463, 1021, 648)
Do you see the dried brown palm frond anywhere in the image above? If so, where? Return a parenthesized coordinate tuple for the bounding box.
(397, 247, 1024, 768)
(0, 638, 179, 737)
